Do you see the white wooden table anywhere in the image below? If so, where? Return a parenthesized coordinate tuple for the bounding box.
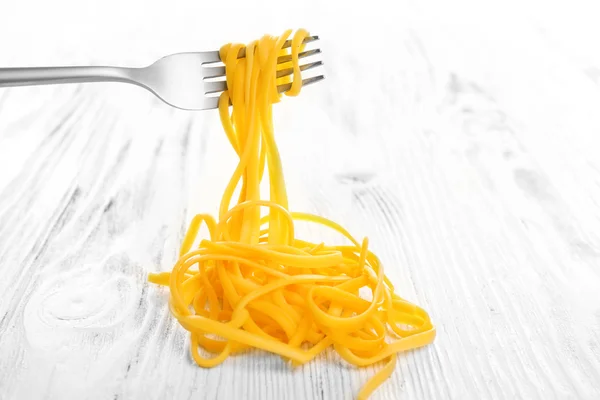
(1, 0, 600, 398)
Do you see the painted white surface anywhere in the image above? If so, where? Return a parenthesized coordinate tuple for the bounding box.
(1, 0, 600, 398)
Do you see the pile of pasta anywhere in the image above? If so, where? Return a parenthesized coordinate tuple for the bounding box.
(149, 29, 435, 399)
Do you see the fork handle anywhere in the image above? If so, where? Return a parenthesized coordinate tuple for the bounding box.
(0, 66, 137, 88)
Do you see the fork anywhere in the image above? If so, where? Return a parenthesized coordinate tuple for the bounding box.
(0, 36, 324, 111)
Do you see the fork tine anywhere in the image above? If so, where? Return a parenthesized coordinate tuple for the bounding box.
(277, 49, 321, 65)
(221, 75, 324, 106)
(237, 36, 319, 59)
(206, 74, 325, 96)
(209, 47, 321, 81)
(281, 35, 319, 49)
(204, 54, 323, 79)
(204, 80, 227, 94)
(277, 75, 325, 93)
(203, 65, 226, 79)
(276, 61, 323, 79)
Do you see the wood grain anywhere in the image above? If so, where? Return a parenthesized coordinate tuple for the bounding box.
(1, 0, 600, 398)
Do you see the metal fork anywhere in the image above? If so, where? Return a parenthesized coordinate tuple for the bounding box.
(0, 36, 324, 111)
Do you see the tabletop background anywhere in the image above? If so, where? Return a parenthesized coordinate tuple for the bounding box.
(1, 0, 600, 399)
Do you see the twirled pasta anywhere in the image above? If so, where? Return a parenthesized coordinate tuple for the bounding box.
(148, 29, 435, 399)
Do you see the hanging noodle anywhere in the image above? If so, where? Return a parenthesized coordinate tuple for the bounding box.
(148, 29, 435, 399)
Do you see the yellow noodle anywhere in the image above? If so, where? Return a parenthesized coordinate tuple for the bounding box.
(148, 29, 435, 399)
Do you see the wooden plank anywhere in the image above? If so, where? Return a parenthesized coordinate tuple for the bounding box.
(1, 0, 600, 399)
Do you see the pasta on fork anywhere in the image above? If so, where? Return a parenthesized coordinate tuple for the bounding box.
(149, 29, 435, 399)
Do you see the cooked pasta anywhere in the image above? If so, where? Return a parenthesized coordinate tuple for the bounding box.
(148, 29, 435, 399)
